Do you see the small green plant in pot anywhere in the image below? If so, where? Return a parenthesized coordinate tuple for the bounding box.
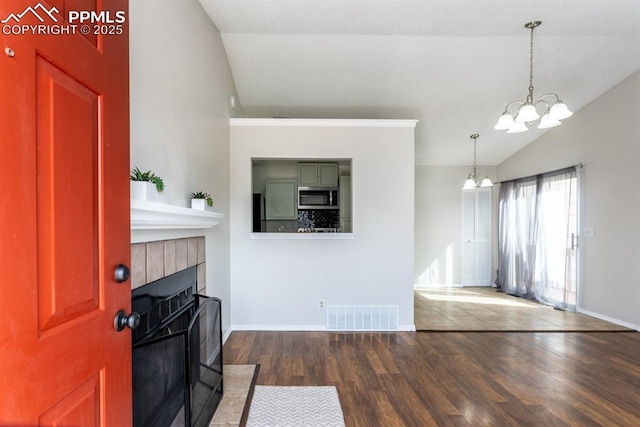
(189, 191, 213, 210)
(130, 166, 165, 192)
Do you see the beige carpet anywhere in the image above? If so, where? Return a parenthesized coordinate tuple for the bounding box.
(414, 287, 632, 332)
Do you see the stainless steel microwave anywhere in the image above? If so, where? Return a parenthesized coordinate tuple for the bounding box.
(298, 187, 339, 209)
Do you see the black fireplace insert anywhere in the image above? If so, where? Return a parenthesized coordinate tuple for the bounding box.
(131, 267, 223, 427)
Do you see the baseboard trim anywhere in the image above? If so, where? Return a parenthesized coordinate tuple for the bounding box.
(577, 308, 639, 331)
(223, 327, 233, 344)
(230, 324, 415, 332)
(231, 324, 327, 331)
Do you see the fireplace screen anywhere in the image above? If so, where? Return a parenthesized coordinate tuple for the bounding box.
(132, 267, 223, 427)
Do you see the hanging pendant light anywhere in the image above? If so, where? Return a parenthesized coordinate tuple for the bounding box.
(507, 122, 529, 134)
(538, 111, 562, 129)
(479, 176, 494, 187)
(495, 21, 572, 133)
(463, 174, 476, 190)
(462, 134, 493, 189)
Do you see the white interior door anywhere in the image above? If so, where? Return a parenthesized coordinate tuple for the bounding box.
(462, 188, 491, 286)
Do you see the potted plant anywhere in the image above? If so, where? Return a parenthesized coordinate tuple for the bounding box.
(189, 191, 213, 210)
(130, 166, 166, 202)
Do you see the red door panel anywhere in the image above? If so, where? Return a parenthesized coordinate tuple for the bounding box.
(0, 0, 131, 425)
(39, 374, 102, 426)
(36, 55, 101, 332)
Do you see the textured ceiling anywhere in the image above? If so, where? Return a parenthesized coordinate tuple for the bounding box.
(199, 0, 640, 166)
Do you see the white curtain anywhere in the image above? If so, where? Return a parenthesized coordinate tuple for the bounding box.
(495, 167, 578, 310)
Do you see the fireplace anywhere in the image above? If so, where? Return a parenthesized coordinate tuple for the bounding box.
(130, 239, 223, 427)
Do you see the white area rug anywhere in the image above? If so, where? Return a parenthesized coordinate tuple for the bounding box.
(246, 386, 346, 427)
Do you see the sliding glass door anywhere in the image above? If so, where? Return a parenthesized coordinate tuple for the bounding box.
(496, 167, 578, 310)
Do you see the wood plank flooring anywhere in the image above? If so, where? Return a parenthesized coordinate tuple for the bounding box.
(415, 287, 631, 331)
(224, 331, 640, 426)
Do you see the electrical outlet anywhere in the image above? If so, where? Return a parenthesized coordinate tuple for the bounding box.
(318, 299, 325, 310)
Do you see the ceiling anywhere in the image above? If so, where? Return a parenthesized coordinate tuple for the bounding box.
(199, 0, 640, 166)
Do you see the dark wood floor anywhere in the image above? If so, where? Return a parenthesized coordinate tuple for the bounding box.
(224, 331, 640, 426)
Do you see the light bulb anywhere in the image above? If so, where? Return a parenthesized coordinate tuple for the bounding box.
(495, 112, 514, 130)
(515, 104, 540, 123)
(507, 122, 528, 133)
(538, 112, 561, 129)
(549, 101, 573, 120)
(480, 176, 493, 187)
(463, 175, 476, 189)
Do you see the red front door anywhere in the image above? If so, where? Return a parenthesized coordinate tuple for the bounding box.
(0, 0, 131, 425)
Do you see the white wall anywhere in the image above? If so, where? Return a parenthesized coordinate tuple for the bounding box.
(497, 70, 640, 330)
(414, 166, 497, 286)
(230, 119, 416, 330)
(129, 0, 239, 338)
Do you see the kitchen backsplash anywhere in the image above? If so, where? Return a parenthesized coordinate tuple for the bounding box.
(261, 210, 340, 232)
(298, 209, 339, 229)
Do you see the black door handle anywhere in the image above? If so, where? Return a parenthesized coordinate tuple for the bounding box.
(114, 264, 130, 283)
(114, 310, 140, 331)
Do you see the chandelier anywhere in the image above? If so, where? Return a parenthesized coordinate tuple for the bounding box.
(463, 134, 492, 189)
(494, 21, 573, 134)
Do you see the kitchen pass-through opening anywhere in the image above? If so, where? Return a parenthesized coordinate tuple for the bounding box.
(251, 158, 352, 233)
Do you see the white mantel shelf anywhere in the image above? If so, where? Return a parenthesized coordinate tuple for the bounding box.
(131, 199, 224, 230)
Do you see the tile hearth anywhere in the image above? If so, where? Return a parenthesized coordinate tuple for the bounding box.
(210, 365, 259, 427)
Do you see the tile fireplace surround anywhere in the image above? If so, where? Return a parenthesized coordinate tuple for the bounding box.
(129, 236, 253, 427)
(130, 236, 206, 294)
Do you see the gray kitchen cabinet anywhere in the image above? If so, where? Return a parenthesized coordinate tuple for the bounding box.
(339, 175, 352, 232)
(265, 179, 297, 220)
(297, 162, 338, 187)
(339, 218, 352, 233)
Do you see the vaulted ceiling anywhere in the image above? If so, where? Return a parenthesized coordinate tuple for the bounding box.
(199, 0, 640, 166)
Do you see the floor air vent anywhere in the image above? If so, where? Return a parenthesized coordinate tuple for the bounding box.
(326, 305, 398, 331)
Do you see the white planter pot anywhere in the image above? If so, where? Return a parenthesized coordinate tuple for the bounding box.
(191, 198, 207, 210)
(130, 181, 166, 203)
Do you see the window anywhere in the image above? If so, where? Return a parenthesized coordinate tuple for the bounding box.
(496, 167, 578, 309)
